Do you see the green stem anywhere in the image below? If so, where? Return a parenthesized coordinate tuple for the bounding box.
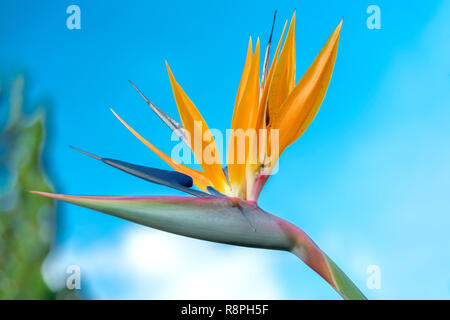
(321, 252, 367, 300)
(280, 220, 367, 300)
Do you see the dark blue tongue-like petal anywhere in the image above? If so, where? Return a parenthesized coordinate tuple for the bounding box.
(70, 146, 212, 197)
(207, 186, 227, 197)
(103, 158, 193, 187)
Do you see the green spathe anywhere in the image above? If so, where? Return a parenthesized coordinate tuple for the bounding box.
(29, 191, 366, 300)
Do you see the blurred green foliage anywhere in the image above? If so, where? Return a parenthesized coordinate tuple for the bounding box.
(0, 75, 75, 299)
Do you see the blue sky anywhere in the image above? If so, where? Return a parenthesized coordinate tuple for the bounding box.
(1, 0, 449, 299)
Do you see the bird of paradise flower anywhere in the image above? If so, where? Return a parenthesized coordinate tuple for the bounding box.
(31, 12, 367, 299)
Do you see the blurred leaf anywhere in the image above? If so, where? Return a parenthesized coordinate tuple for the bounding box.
(0, 75, 78, 299)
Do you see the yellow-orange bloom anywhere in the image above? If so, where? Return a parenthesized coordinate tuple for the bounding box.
(113, 12, 342, 201)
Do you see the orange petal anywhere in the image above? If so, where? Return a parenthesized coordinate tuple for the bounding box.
(234, 37, 253, 110)
(111, 109, 212, 191)
(165, 63, 230, 194)
(267, 12, 296, 125)
(273, 19, 343, 155)
(256, 20, 288, 162)
(259, 20, 287, 124)
(228, 39, 261, 194)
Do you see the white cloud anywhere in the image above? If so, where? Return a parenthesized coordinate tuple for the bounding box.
(43, 225, 284, 299)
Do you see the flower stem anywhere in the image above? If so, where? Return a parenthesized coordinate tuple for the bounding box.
(280, 220, 367, 300)
(321, 252, 367, 300)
